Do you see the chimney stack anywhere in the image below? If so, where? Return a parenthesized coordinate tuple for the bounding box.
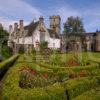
(14, 23, 18, 32)
(9, 25, 13, 33)
(39, 16, 44, 22)
(19, 20, 24, 30)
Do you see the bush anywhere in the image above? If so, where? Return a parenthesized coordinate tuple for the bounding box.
(73, 87, 100, 100)
(2, 61, 66, 100)
(63, 76, 100, 99)
(1, 46, 13, 59)
(0, 54, 19, 79)
(18, 46, 24, 54)
(50, 53, 62, 66)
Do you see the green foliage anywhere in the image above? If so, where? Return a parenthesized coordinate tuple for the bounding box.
(1, 52, 100, 99)
(2, 58, 66, 100)
(40, 41, 48, 49)
(0, 27, 8, 40)
(19, 69, 59, 88)
(0, 54, 19, 78)
(63, 76, 100, 99)
(1, 45, 13, 59)
(64, 16, 85, 34)
(73, 87, 100, 100)
(18, 46, 24, 54)
(50, 53, 62, 66)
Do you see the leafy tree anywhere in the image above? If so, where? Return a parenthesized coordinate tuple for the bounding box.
(0, 26, 9, 45)
(64, 16, 85, 34)
(0, 26, 12, 59)
(1, 45, 13, 59)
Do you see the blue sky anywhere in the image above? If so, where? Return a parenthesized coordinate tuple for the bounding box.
(0, 0, 100, 32)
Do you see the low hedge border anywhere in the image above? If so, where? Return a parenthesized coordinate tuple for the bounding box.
(2, 55, 100, 100)
(2, 57, 67, 100)
(37, 62, 100, 79)
(63, 76, 100, 100)
(0, 54, 19, 79)
(38, 62, 99, 72)
(73, 87, 100, 100)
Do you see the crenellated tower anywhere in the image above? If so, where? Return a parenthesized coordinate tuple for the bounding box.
(49, 15, 61, 34)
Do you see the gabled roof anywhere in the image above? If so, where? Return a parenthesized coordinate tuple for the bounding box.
(47, 29, 60, 39)
(24, 21, 60, 39)
(24, 21, 39, 36)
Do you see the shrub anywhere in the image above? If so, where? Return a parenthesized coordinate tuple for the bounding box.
(63, 76, 100, 99)
(18, 46, 24, 54)
(0, 54, 19, 79)
(50, 53, 62, 66)
(73, 87, 100, 100)
(1, 46, 13, 59)
(2, 61, 66, 100)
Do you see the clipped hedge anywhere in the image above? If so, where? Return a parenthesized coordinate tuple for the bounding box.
(2, 57, 67, 100)
(2, 54, 100, 99)
(63, 76, 100, 99)
(38, 62, 100, 79)
(38, 62, 99, 72)
(73, 87, 100, 100)
(0, 54, 19, 79)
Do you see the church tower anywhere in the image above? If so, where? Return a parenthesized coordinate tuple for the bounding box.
(49, 15, 61, 34)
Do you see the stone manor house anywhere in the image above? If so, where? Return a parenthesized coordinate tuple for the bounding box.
(8, 15, 100, 52)
(8, 16, 61, 53)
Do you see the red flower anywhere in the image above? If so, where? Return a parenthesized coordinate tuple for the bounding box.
(43, 73, 48, 78)
(31, 70, 37, 75)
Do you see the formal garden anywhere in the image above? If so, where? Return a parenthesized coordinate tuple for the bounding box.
(0, 50, 100, 100)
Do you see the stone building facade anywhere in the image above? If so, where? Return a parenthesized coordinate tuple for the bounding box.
(8, 16, 61, 53)
(8, 15, 100, 52)
(61, 31, 100, 52)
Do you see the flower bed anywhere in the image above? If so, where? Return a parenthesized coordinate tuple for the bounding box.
(1, 53, 100, 99)
(65, 59, 80, 66)
(2, 60, 67, 100)
(19, 66, 58, 88)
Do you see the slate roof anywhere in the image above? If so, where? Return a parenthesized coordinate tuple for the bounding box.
(24, 21, 60, 39)
(24, 21, 39, 36)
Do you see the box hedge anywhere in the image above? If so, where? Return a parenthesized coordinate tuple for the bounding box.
(0, 54, 19, 79)
(63, 76, 100, 99)
(73, 87, 100, 100)
(2, 57, 67, 100)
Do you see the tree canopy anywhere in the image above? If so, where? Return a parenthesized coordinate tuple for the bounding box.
(0, 26, 9, 45)
(64, 16, 85, 34)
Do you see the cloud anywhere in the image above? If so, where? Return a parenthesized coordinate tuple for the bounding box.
(56, 5, 100, 32)
(0, 0, 42, 30)
(57, 6, 81, 23)
(54, 6, 81, 32)
(0, 16, 29, 31)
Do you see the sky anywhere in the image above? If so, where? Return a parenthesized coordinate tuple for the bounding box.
(0, 0, 100, 32)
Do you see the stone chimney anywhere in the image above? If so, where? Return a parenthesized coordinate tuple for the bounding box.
(9, 25, 13, 33)
(14, 23, 18, 32)
(19, 20, 24, 30)
(39, 16, 44, 22)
